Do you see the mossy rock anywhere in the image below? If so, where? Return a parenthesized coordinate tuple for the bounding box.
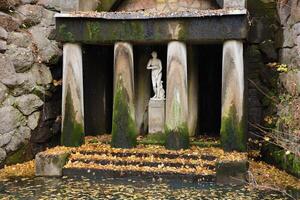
(5, 143, 33, 166)
(261, 143, 300, 178)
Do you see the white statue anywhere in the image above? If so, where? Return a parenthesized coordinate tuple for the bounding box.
(147, 51, 165, 100)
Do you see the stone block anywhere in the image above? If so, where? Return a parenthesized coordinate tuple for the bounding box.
(60, 0, 98, 12)
(35, 151, 70, 177)
(148, 100, 165, 134)
(217, 0, 246, 8)
(216, 160, 249, 185)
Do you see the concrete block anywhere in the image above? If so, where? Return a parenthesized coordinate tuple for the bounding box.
(35, 151, 70, 177)
(148, 100, 165, 134)
(216, 160, 249, 185)
(217, 0, 246, 8)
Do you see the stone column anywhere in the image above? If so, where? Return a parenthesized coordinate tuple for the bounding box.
(165, 41, 189, 150)
(61, 44, 84, 147)
(187, 45, 199, 136)
(221, 40, 246, 152)
(135, 47, 151, 134)
(112, 42, 137, 148)
(60, 0, 98, 146)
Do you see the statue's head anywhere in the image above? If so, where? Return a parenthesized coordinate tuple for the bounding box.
(151, 51, 157, 58)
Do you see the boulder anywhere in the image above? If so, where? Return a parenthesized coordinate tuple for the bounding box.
(15, 4, 43, 26)
(21, 0, 37, 4)
(0, 39, 6, 52)
(27, 111, 40, 130)
(5, 44, 35, 72)
(37, 0, 60, 11)
(15, 94, 43, 115)
(0, 82, 8, 103)
(0, 148, 6, 163)
(280, 70, 300, 96)
(4, 126, 31, 153)
(0, 106, 26, 134)
(0, 26, 7, 40)
(0, 131, 12, 147)
(30, 63, 52, 85)
(0, 0, 20, 11)
(0, 54, 20, 86)
(29, 25, 61, 64)
(0, 11, 20, 31)
(7, 31, 32, 48)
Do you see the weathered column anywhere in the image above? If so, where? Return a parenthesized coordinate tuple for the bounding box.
(135, 47, 151, 134)
(112, 42, 137, 148)
(165, 41, 189, 150)
(221, 40, 246, 152)
(60, 0, 98, 146)
(187, 45, 199, 136)
(61, 43, 84, 147)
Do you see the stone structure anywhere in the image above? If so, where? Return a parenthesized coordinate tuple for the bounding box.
(147, 52, 165, 134)
(3, 0, 300, 167)
(148, 100, 165, 134)
(56, 0, 248, 151)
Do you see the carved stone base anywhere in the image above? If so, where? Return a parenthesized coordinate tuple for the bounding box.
(148, 100, 165, 134)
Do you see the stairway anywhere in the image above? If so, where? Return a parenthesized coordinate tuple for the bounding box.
(62, 144, 221, 182)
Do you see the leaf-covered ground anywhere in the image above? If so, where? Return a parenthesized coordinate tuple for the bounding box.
(0, 177, 292, 200)
(0, 135, 299, 198)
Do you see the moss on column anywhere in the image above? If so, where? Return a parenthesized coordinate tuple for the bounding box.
(165, 124, 190, 150)
(111, 82, 137, 148)
(221, 106, 246, 152)
(61, 90, 85, 147)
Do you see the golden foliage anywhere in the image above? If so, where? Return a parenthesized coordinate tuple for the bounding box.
(0, 160, 35, 180)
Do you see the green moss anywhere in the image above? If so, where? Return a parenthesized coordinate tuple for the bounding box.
(97, 0, 118, 11)
(165, 124, 190, 150)
(111, 82, 137, 149)
(86, 22, 101, 40)
(58, 24, 75, 42)
(262, 143, 300, 178)
(139, 133, 167, 145)
(221, 106, 247, 152)
(61, 90, 84, 147)
(5, 143, 32, 166)
(128, 22, 145, 41)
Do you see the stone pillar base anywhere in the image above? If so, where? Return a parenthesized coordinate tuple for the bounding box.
(148, 99, 165, 134)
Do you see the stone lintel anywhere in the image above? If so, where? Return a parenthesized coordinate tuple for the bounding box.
(55, 11, 248, 44)
(148, 99, 165, 134)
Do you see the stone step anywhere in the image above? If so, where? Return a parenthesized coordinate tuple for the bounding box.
(68, 153, 216, 169)
(36, 143, 248, 185)
(63, 161, 216, 182)
(76, 149, 217, 161)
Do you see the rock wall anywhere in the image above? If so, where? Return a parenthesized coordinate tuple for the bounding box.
(276, 0, 300, 143)
(0, 0, 62, 166)
(246, 0, 300, 151)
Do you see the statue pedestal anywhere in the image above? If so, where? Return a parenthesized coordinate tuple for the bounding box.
(148, 99, 165, 134)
